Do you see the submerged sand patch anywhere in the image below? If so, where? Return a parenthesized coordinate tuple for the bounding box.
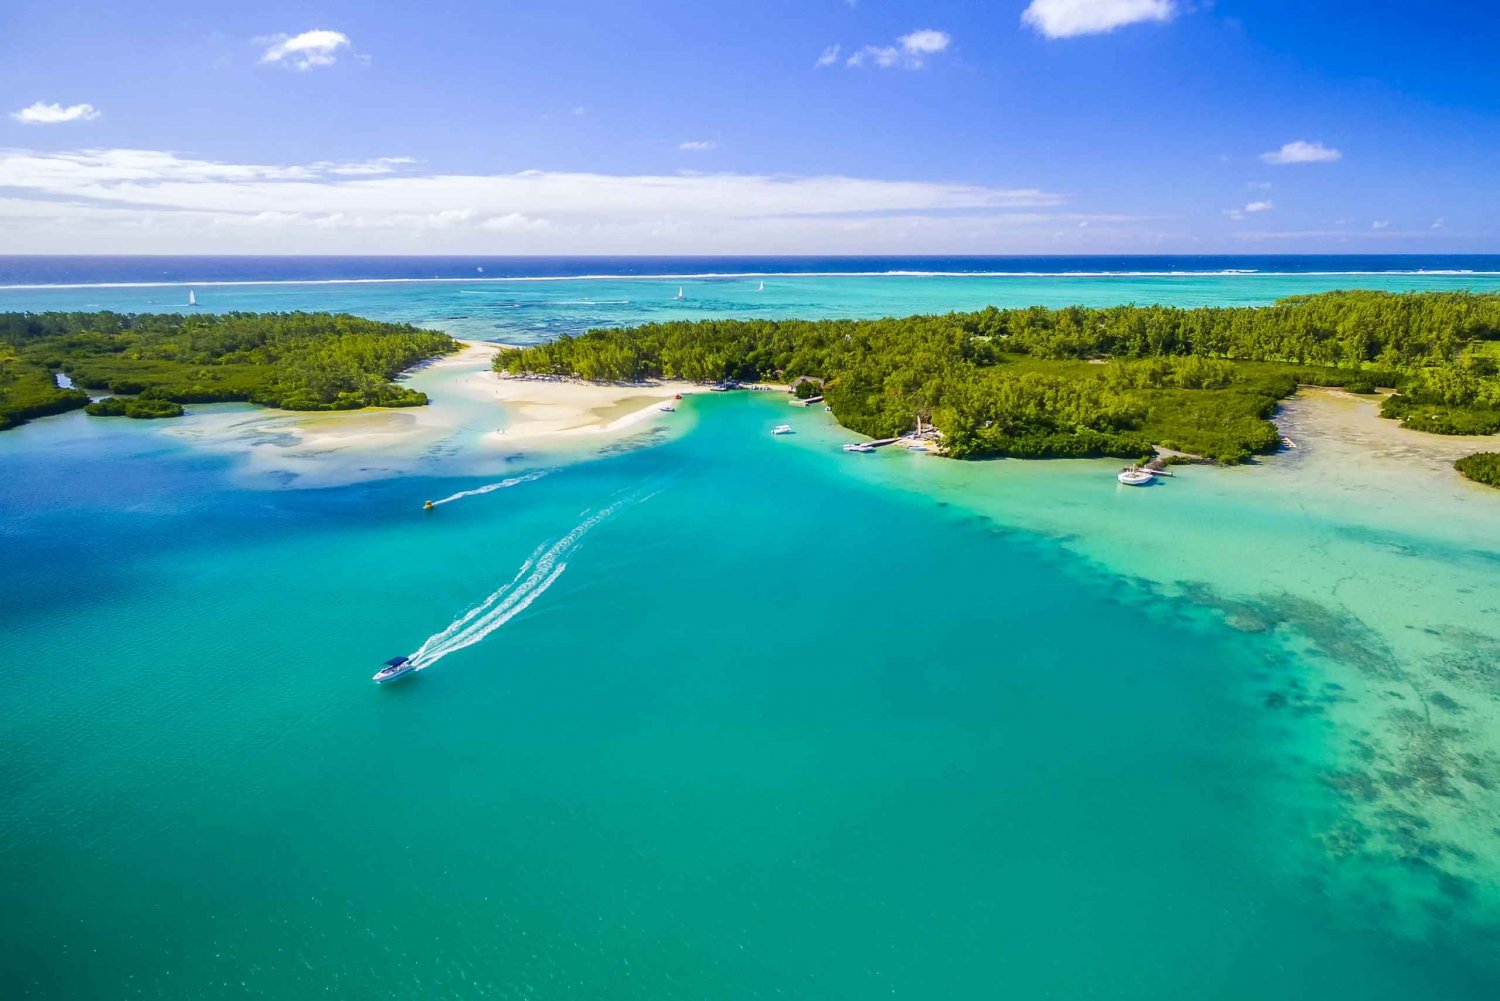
(160, 340, 714, 486)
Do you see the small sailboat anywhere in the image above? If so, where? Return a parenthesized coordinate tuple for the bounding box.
(187, 289, 198, 307)
(756, 281, 765, 292)
(674, 287, 685, 300)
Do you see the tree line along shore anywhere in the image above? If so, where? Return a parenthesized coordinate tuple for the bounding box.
(0, 311, 459, 428)
(495, 291, 1500, 484)
(2, 295, 1499, 487)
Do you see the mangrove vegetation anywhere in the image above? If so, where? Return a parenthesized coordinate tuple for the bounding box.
(496, 291, 1500, 462)
(1455, 452, 1500, 488)
(0, 311, 459, 430)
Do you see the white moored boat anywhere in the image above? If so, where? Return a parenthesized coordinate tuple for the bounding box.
(1117, 466, 1155, 486)
(772, 424, 794, 435)
(843, 442, 875, 453)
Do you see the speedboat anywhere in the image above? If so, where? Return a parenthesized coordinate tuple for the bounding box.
(1117, 466, 1155, 486)
(843, 442, 875, 453)
(772, 424, 794, 435)
(373, 655, 417, 683)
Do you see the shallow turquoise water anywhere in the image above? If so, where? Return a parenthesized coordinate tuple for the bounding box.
(4, 269, 1500, 997)
(2, 390, 1498, 999)
(6, 269, 1500, 343)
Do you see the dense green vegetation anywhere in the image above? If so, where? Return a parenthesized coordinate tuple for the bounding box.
(1454, 452, 1500, 488)
(85, 396, 186, 419)
(0, 343, 90, 430)
(0, 311, 459, 430)
(497, 291, 1500, 462)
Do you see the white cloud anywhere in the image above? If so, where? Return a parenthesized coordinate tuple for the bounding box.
(1226, 200, 1273, 221)
(1022, 0, 1176, 39)
(815, 44, 842, 68)
(899, 30, 951, 55)
(1431, 218, 1445, 229)
(310, 156, 418, 176)
(1260, 140, 1342, 165)
(1246, 180, 1273, 190)
(259, 29, 352, 71)
(10, 101, 101, 125)
(678, 140, 716, 151)
(847, 29, 951, 69)
(1372, 219, 1390, 229)
(0, 146, 1106, 254)
(479, 212, 551, 233)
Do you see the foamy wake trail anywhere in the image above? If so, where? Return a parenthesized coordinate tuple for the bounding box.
(406, 496, 632, 670)
(431, 469, 550, 506)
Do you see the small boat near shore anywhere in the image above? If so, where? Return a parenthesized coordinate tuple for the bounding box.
(1118, 466, 1155, 486)
(373, 656, 417, 684)
(843, 442, 875, 453)
(772, 424, 794, 435)
(660, 405, 675, 412)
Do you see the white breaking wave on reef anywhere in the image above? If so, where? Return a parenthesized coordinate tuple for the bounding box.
(429, 469, 551, 507)
(406, 493, 639, 670)
(1, 270, 1496, 291)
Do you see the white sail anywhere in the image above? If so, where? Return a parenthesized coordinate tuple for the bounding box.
(188, 290, 197, 307)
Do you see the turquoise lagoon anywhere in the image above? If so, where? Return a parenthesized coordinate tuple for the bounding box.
(2, 269, 1499, 998)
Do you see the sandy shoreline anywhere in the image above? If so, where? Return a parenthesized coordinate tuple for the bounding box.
(430, 339, 733, 442)
(156, 340, 1498, 490)
(158, 339, 782, 485)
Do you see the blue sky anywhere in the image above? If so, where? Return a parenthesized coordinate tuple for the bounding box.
(2, 0, 1496, 254)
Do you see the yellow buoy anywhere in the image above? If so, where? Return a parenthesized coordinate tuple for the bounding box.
(423, 500, 434, 511)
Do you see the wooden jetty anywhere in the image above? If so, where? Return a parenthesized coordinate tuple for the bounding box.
(1143, 457, 1176, 477)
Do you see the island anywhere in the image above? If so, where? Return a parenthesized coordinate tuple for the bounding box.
(0, 311, 460, 430)
(496, 290, 1500, 464)
(1455, 452, 1500, 488)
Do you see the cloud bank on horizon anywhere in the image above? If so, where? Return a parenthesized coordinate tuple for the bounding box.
(0, 0, 1493, 253)
(0, 147, 1116, 254)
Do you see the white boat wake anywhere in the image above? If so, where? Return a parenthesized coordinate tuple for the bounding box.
(429, 469, 550, 507)
(405, 494, 636, 670)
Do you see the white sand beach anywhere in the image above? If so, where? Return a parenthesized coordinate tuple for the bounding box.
(161, 340, 725, 485)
